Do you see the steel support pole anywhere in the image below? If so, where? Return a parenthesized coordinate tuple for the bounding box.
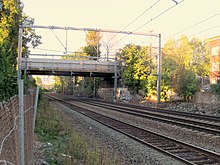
(72, 76, 75, 95)
(113, 60, 117, 101)
(33, 86, 40, 132)
(17, 27, 23, 80)
(157, 34, 162, 103)
(24, 54, 27, 82)
(18, 80, 25, 165)
(94, 77, 96, 98)
(83, 77, 85, 97)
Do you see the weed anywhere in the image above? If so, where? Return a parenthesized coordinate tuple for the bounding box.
(35, 97, 120, 165)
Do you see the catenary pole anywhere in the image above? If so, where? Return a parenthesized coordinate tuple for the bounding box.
(113, 58, 118, 101)
(157, 34, 162, 103)
(17, 26, 23, 80)
(33, 86, 40, 131)
(18, 80, 25, 165)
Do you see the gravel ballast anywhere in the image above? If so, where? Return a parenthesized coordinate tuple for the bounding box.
(69, 100, 220, 154)
(51, 101, 185, 165)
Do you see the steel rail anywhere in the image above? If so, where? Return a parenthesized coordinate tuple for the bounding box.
(92, 98, 220, 122)
(45, 94, 220, 135)
(78, 100, 220, 135)
(46, 94, 220, 165)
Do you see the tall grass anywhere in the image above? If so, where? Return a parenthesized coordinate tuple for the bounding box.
(35, 98, 120, 165)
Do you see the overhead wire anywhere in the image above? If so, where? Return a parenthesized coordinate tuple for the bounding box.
(189, 24, 220, 38)
(32, 47, 64, 53)
(159, 24, 220, 48)
(118, 0, 185, 42)
(132, 0, 185, 33)
(110, 0, 161, 41)
(163, 11, 220, 41)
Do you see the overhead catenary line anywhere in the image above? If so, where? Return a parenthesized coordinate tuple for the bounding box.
(121, 0, 161, 31)
(110, 0, 161, 41)
(189, 24, 220, 38)
(118, 0, 185, 42)
(32, 47, 65, 53)
(163, 11, 220, 41)
(133, 0, 185, 32)
(159, 24, 220, 48)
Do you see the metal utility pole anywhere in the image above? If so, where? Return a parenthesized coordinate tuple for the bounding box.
(17, 26, 25, 165)
(18, 80, 25, 165)
(157, 34, 162, 103)
(17, 26, 23, 80)
(150, 43, 152, 73)
(72, 76, 75, 95)
(33, 86, 40, 132)
(113, 59, 118, 101)
(65, 30, 68, 54)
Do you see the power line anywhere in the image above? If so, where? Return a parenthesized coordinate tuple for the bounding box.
(110, 0, 161, 41)
(163, 11, 220, 41)
(132, 0, 185, 33)
(122, 0, 161, 30)
(32, 47, 64, 53)
(189, 24, 220, 37)
(31, 47, 95, 55)
(118, 0, 185, 42)
(161, 24, 220, 48)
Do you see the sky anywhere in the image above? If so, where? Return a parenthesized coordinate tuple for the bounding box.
(21, 0, 220, 55)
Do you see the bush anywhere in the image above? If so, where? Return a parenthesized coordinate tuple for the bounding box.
(210, 80, 220, 95)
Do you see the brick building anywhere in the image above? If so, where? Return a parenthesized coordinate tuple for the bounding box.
(208, 35, 220, 84)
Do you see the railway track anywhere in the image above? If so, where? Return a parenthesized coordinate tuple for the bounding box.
(60, 97, 220, 136)
(46, 94, 220, 165)
(90, 98, 220, 123)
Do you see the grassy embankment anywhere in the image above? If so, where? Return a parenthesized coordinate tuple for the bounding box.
(35, 97, 120, 165)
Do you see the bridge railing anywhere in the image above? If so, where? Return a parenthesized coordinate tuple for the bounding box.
(20, 54, 121, 76)
(28, 54, 117, 62)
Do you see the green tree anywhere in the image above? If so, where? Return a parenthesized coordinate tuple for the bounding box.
(145, 73, 157, 98)
(0, 0, 22, 101)
(190, 37, 210, 77)
(0, 0, 41, 101)
(83, 31, 102, 58)
(176, 68, 199, 101)
(117, 44, 151, 93)
(83, 31, 102, 96)
(162, 36, 207, 101)
(177, 35, 193, 69)
(35, 76, 42, 86)
(162, 39, 179, 100)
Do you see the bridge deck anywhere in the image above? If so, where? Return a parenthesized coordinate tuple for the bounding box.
(21, 58, 120, 77)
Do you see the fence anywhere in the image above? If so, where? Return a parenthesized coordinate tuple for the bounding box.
(0, 93, 35, 165)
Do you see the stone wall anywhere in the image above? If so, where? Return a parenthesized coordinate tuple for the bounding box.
(194, 92, 220, 104)
(97, 88, 114, 100)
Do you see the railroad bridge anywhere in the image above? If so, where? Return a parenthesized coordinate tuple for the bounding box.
(20, 54, 121, 77)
